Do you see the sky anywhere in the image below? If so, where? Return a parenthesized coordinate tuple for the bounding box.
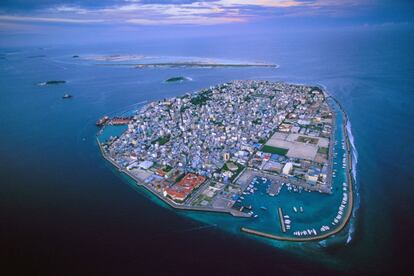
(0, 0, 413, 46)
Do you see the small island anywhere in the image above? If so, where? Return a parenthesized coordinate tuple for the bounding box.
(38, 80, 66, 86)
(134, 62, 277, 69)
(165, 76, 191, 83)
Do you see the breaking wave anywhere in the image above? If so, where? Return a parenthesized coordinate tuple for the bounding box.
(345, 120, 360, 244)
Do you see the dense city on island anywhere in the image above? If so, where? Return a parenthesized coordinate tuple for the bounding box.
(98, 81, 337, 221)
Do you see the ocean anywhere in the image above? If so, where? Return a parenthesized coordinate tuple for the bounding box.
(1, 28, 414, 275)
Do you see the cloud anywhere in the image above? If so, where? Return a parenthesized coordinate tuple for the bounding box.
(0, 15, 104, 23)
(127, 15, 245, 25)
(0, 0, 376, 26)
(216, 0, 303, 8)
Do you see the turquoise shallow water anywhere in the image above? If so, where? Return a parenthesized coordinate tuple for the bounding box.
(1, 29, 414, 274)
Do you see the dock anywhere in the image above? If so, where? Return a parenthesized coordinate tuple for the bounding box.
(278, 207, 286, 233)
(267, 182, 282, 196)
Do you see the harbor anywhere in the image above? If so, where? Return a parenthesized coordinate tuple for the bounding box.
(239, 94, 355, 242)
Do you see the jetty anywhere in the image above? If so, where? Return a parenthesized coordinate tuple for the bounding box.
(278, 208, 287, 233)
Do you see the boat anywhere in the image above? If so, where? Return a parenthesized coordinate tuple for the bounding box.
(300, 206, 304, 212)
(293, 207, 297, 212)
(62, 93, 72, 99)
(253, 214, 258, 218)
(260, 206, 267, 210)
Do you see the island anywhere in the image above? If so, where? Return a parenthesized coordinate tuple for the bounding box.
(83, 54, 277, 69)
(97, 81, 354, 242)
(165, 76, 191, 83)
(38, 80, 66, 86)
(134, 62, 277, 69)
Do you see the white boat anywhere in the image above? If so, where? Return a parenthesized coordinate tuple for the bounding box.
(300, 206, 304, 212)
(293, 207, 298, 212)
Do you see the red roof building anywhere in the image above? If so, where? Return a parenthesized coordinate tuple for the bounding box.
(163, 173, 206, 202)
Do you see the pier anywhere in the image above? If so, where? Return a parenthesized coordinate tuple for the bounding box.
(278, 208, 286, 233)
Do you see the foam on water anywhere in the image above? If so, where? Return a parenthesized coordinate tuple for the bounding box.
(345, 120, 359, 244)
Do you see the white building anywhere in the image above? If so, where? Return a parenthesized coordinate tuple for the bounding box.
(282, 162, 293, 175)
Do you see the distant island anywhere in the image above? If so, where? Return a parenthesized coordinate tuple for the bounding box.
(165, 76, 191, 83)
(134, 62, 277, 69)
(38, 80, 66, 86)
(84, 54, 278, 69)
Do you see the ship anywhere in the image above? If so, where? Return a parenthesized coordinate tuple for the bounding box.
(62, 93, 72, 99)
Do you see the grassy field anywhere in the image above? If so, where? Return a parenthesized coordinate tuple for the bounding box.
(261, 145, 289, 155)
(222, 162, 245, 181)
(318, 146, 329, 155)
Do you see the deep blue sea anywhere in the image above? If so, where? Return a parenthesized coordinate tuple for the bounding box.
(1, 28, 414, 275)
